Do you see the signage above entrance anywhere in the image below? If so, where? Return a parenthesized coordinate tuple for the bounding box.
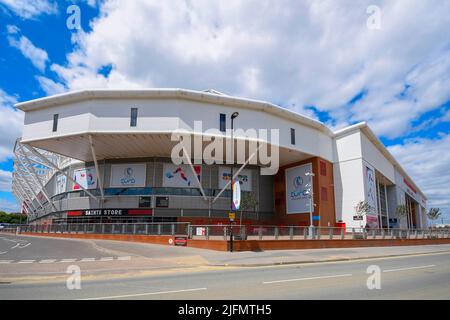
(67, 209, 153, 217)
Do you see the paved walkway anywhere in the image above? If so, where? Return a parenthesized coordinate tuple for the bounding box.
(199, 244, 450, 266)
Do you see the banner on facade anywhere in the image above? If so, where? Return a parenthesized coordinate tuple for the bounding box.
(110, 163, 146, 188)
(232, 180, 241, 211)
(218, 167, 252, 191)
(55, 173, 67, 194)
(365, 166, 379, 228)
(72, 167, 97, 190)
(285, 163, 313, 214)
(162, 163, 202, 188)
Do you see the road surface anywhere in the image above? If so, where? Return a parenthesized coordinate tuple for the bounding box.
(1, 233, 450, 299)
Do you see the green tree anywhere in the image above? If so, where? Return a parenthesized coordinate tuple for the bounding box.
(0, 211, 27, 224)
(427, 208, 442, 227)
(239, 192, 258, 226)
(354, 200, 373, 228)
(395, 204, 409, 230)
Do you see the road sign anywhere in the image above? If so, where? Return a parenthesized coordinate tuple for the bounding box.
(353, 215, 363, 221)
(228, 212, 236, 220)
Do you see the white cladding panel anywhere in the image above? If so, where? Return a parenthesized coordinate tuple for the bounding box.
(360, 133, 395, 183)
(333, 131, 362, 163)
(21, 98, 334, 161)
(333, 158, 365, 228)
(22, 101, 92, 141)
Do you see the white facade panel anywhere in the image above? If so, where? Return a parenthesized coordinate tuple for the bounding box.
(360, 132, 395, 183)
(333, 158, 365, 228)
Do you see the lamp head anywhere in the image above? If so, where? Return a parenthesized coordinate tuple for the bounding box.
(231, 112, 239, 119)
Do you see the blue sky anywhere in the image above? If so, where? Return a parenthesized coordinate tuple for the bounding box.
(0, 0, 449, 223)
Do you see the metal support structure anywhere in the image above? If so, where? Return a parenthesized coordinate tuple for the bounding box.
(212, 143, 263, 203)
(13, 182, 37, 214)
(181, 145, 207, 201)
(23, 143, 99, 201)
(88, 135, 105, 201)
(14, 168, 45, 210)
(16, 144, 57, 211)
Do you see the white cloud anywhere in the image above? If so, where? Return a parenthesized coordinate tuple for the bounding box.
(0, 198, 20, 213)
(0, 169, 12, 192)
(0, 0, 57, 19)
(0, 90, 23, 162)
(48, 0, 450, 139)
(7, 26, 49, 72)
(36, 75, 66, 95)
(388, 134, 450, 222)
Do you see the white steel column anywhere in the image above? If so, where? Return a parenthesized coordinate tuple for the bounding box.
(13, 178, 37, 212)
(181, 145, 207, 201)
(15, 168, 45, 210)
(89, 135, 104, 201)
(212, 143, 263, 204)
(23, 144, 99, 201)
(16, 145, 57, 211)
(384, 184, 390, 230)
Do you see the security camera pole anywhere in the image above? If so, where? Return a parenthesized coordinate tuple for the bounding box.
(229, 112, 239, 252)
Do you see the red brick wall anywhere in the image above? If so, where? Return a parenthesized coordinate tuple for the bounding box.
(274, 157, 336, 227)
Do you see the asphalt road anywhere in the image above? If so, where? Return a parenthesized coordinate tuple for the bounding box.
(0, 234, 123, 261)
(1, 234, 450, 299)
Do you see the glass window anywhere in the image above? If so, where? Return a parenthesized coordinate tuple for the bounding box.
(290, 128, 295, 145)
(139, 196, 152, 208)
(52, 114, 59, 132)
(130, 108, 138, 127)
(220, 113, 226, 132)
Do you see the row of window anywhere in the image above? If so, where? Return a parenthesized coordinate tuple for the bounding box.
(52, 110, 300, 145)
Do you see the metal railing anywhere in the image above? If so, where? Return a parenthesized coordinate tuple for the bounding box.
(2, 224, 449, 241)
(3, 223, 190, 236)
(187, 225, 450, 241)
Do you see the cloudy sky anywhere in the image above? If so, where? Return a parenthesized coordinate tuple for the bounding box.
(0, 0, 449, 222)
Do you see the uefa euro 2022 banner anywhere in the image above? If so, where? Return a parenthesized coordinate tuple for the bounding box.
(285, 163, 313, 214)
(218, 167, 252, 192)
(163, 163, 202, 188)
(72, 166, 97, 190)
(110, 163, 147, 188)
(365, 165, 379, 228)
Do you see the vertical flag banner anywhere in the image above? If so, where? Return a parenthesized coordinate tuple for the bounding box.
(232, 180, 241, 211)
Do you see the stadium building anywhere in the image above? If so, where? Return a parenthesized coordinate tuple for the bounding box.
(11, 89, 427, 229)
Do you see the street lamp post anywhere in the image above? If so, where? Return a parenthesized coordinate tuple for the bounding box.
(305, 171, 315, 238)
(229, 112, 239, 252)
